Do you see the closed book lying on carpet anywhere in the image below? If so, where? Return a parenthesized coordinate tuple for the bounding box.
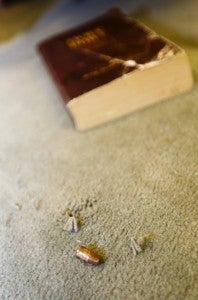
(37, 7, 193, 130)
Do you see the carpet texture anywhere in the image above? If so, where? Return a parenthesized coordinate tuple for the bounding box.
(0, 0, 56, 43)
(0, 0, 197, 299)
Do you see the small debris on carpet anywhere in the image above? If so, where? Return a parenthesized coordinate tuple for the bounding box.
(130, 237, 142, 256)
(137, 234, 156, 250)
(14, 202, 22, 210)
(4, 213, 13, 226)
(64, 215, 79, 233)
(33, 198, 42, 210)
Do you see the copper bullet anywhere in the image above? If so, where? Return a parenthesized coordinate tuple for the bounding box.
(76, 246, 102, 265)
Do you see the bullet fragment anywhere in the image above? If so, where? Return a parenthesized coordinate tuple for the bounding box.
(130, 237, 142, 256)
(76, 246, 102, 265)
(64, 215, 79, 233)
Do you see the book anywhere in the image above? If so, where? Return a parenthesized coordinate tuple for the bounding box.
(37, 7, 193, 131)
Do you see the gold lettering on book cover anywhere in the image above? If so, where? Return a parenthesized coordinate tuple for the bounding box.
(66, 27, 105, 49)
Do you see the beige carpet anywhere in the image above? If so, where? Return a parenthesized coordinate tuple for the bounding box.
(0, 0, 197, 299)
(0, 0, 56, 43)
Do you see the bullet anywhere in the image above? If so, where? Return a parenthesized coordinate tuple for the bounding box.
(76, 246, 102, 265)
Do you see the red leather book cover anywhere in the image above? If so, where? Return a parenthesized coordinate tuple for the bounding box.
(37, 7, 166, 103)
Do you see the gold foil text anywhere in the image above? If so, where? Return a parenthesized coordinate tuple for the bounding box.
(66, 27, 105, 49)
